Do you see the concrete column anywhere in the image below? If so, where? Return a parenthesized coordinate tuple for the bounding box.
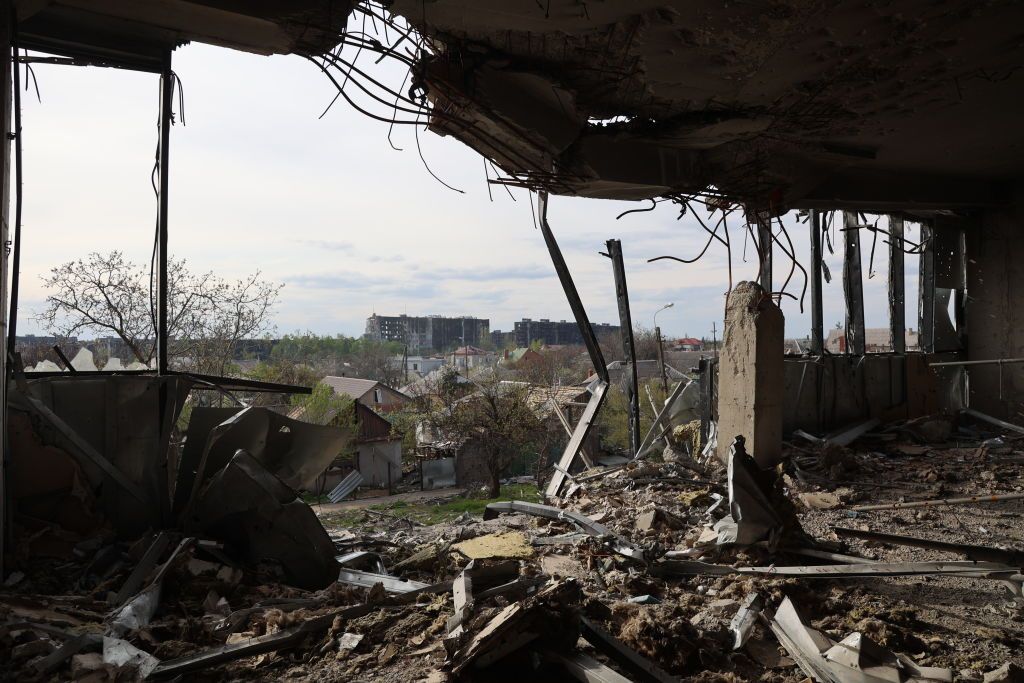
(717, 281, 784, 467)
(965, 183, 1024, 418)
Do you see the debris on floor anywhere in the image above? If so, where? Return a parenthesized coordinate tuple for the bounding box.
(4, 403, 1024, 681)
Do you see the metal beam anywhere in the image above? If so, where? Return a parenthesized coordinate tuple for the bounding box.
(606, 239, 639, 455)
(6, 14, 21, 361)
(833, 526, 1024, 566)
(544, 381, 607, 500)
(538, 192, 607, 382)
(889, 215, 905, 353)
(156, 54, 172, 374)
(0, 0, 13, 581)
(842, 211, 865, 355)
(808, 210, 824, 355)
(537, 193, 609, 499)
(756, 213, 772, 292)
(918, 222, 935, 352)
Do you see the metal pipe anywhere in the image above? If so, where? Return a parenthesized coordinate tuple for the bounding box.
(156, 54, 172, 374)
(654, 302, 673, 394)
(849, 491, 1024, 512)
(929, 358, 1024, 367)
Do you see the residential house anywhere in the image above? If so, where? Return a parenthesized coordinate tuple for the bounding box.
(449, 346, 495, 371)
(399, 355, 447, 376)
(415, 382, 598, 489)
(674, 337, 703, 352)
(288, 400, 402, 491)
(825, 328, 921, 354)
(605, 359, 688, 386)
(399, 367, 472, 399)
(783, 339, 807, 355)
(501, 347, 543, 366)
(320, 376, 409, 413)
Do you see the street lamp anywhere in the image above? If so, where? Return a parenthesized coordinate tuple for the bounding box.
(653, 303, 674, 393)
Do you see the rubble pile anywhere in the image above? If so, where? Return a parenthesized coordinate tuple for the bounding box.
(3, 396, 1024, 681)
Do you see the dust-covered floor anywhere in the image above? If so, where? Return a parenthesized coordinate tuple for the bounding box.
(2, 415, 1023, 681)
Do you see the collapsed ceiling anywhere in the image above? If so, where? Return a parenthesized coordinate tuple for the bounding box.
(389, 0, 1024, 209)
(12, 1, 1024, 210)
(14, 0, 351, 69)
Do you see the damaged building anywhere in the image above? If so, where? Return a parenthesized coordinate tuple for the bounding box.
(2, 1, 1024, 682)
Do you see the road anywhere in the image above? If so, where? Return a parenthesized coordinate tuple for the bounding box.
(311, 486, 465, 514)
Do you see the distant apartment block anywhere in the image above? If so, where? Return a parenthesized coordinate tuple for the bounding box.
(364, 314, 489, 353)
(512, 318, 619, 348)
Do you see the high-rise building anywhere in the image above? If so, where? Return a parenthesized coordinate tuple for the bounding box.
(364, 314, 489, 353)
(513, 318, 619, 347)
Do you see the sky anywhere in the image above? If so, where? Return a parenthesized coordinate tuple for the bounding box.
(14, 37, 922, 344)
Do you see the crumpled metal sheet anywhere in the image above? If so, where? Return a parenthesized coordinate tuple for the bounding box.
(770, 597, 952, 683)
(714, 436, 782, 546)
(181, 407, 350, 518)
(188, 450, 339, 590)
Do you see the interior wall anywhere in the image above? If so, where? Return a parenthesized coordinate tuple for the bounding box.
(966, 184, 1024, 418)
(705, 352, 964, 435)
(781, 353, 963, 433)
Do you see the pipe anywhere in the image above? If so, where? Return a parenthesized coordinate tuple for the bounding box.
(849, 491, 1024, 512)
(929, 358, 1024, 367)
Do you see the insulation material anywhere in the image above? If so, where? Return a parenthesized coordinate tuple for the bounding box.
(453, 532, 535, 560)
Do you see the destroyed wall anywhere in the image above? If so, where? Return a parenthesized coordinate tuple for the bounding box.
(966, 183, 1024, 419)
(704, 353, 966, 435)
(781, 353, 965, 433)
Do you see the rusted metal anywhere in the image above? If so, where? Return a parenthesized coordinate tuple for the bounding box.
(537, 191, 609, 499)
(842, 211, 865, 355)
(605, 239, 640, 455)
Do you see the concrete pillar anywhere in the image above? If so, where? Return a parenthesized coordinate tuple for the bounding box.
(965, 183, 1024, 418)
(716, 281, 784, 467)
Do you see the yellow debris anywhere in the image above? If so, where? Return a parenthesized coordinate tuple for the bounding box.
(452, 531, 535, 560)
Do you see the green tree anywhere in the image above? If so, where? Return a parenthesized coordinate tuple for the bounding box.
(426, 378, 545, 498)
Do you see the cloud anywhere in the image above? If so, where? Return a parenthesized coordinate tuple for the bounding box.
(299, 239, 354, 252)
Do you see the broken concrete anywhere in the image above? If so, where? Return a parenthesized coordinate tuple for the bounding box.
(716, 281, 784, 467)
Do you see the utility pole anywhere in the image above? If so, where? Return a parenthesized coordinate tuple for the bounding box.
(655, 326, 668, 394)
(653, 303, 674, 395)
(711, 322, 718, 358)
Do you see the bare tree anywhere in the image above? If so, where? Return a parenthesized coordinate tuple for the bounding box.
(38, 251, 282, 375)
(350, 340, 404, 388)
(510, 345, 587, 386)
